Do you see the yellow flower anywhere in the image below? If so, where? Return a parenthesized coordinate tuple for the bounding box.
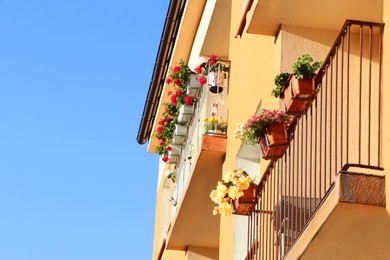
(202, 118, 207, 123)
(216, 182, 228, 198)
(212, 206, 219, 215)
(236, 176, 251, 190)
(210, 189, 223, 204)
(218, 201, 233, 216)
(228, 186, 244, 200)
(222, 171, 234, 183)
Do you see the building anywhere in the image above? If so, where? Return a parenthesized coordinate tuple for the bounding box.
(137, 1, 390, 259)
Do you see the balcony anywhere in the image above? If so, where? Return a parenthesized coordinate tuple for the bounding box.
(238, 0, 383, 36)
(245, 20, 386, 259)
(164, 60, 230, 251)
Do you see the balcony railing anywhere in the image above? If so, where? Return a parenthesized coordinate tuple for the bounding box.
(169, 60, 230, 220)
(245, 20, 384, 260)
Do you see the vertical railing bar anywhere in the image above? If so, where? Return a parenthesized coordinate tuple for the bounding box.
(272, 165, 276, 260)
(358, 25, 363, 164)
(305, 112, 308, 225)
(378, 25, 383, 167)
(300, 117, 304, 233)
(284, 150, 288, 257)
(278, 158, 282, 260)
(315, 91, 318, 209)
(310, 103, 313, 215)
(294, 120, 299, 242)
(319, 78, 323, 201)
(341, 33, 344, 169)
(347, 24, 351, 164)
(265, 175, 269, 260)
(330, 54, 333, 186)
(335, 44, 338, 178)
(368, 26, 372, 165)
(260, 190, 264, 260)
(268, 167, 272, 260)
(288, 142, 292, 252)
(324, 64, 328, 196)
(247, 208, 251, 258)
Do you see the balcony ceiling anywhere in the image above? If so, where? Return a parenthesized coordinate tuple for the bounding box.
(200, 0, 231, 59)
(166, 150, 225, 250)
(247, 0, 383, 35)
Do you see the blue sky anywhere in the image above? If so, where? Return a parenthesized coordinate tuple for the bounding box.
(0, 1, 167, 259)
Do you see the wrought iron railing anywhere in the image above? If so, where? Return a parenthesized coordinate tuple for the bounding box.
(246, 20, 384, 260)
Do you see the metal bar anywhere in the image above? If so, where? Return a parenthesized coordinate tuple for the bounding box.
(359, 25, 363, 164)
(347, 24, 350, 164)
(335, 44, 338, 176)
(378, 25, 383, 167)
(300, 117, 304, 232)
(368, 26, 372, 165)
(324, 65, 328, 196)
(341, 34, 344, 169)
(329, 55, 333, 189)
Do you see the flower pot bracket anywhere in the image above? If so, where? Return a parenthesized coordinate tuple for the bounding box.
(259, 136, 289, 160)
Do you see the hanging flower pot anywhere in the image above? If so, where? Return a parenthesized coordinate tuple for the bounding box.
(167, 153, 180, 164)
(283, 75, 314, 114)
(233, 183, 258, 215)
(259, 123, 288, 160)
(177, 104, 195, 124)
(174, 124, 188, 136)
(169, 144, 182, 155)
(172, 134, 185, 145)
(208, 71, 224, 94)
(187, 74, 204, 98)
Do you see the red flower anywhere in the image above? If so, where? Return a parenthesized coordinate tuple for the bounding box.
(195, 66, 203, 74)
(199, 77, 207, 85)
(176, 89, 182, 96)
(167, 90, 172, 95)
(166, 78, 172, 84)
(159, 140, 165, 146)
(209, 54, 217, 65)
(165, 116, 170, 122)
(184, 96, 193, 105)
(157, 126, 163, 134)
(171, 95, 177, 106)
(174, 79, 181, 86)
(173, 65, 181, 73)
(165, 146, 172, 151)
(162, 155, 168, 162)
(158, 118, 165, 125)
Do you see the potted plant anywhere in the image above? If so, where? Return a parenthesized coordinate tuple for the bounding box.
(210, 169, 257, 216)
(203, 116, 228, 134)
(271, 72, 290, 98)
(235, 109, 291, 159)
(283, 54, 322, 114)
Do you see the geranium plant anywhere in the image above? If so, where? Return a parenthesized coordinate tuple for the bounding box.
(292, 54, 322, 79)
(154, 61, 196, 162)
(235, 109, 291, 146)
(203, 116, 228, 133)
(210, 169, 254, 216)
(271, 72, 290, 98)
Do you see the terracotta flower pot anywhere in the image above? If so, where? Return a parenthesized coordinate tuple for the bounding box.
(283, 75, 315, 114)
(259, 123, 288, 160)
(233, 183, 258, 215)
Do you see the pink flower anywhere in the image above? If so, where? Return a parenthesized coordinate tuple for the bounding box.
(199, 77, 207, 85)
(166, 78, 172, 84)
(162, 155, 168, 163)
(184, 96, 193, 105)
(173, 65, 181, 73)
(195, 66, 203, 74)
(176, 89, 182, 96)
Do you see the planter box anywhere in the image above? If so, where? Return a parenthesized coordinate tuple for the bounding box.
(187, 74, 203, 98)
(178, 104, 195, 124)
(172, 134, 185, 145)
(233, 183, 258, 215)
(283, 75, 315, 114)
(174, 124, 188, 136)
(201, 134, 227, 154)
(167, 154, 180, 164)
(259, 123, 288, 160)
(169, 144, 182, 155)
